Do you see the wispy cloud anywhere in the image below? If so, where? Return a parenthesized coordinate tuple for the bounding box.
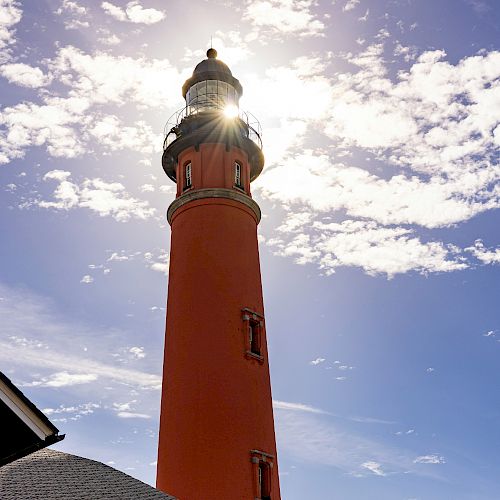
(0, 282, 161, 389)
(414, 454, 446, 464)
(24, 371, 98, 387)
(274, 403, 428, 477)
(273, 400, 329, 415)
(361, 461, 386, 476)
(117, 411, 151, 419)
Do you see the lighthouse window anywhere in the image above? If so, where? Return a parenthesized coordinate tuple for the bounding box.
(258, 461, 271, 500)
(242, 309, 265, 362)
(249, 319, 261, 356)
(234, 161, 242, 188)
(197, 81, 206, 96)
(219, 81, 228, 97)
(184, 162, 192, 189)
(186, 80, 239, 112)
(207, 79, 217, 94)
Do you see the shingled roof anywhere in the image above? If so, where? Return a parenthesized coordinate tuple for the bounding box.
(0, 448, 176, 500)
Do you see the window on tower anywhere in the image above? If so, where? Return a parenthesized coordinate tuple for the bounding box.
(234, 161, 243, 189)
(184, 162, 192, 190)
(249, 319, 261, 356)
(259, 461, 271, 500)
(251, 450, 274, 500)
(186, 80, 238, 114)
(242, 309, 264, 363)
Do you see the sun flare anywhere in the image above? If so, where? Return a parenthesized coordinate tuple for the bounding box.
(223, 104, 239, 118)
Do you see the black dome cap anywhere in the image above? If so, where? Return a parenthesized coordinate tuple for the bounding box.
(182, 49, 243, 98)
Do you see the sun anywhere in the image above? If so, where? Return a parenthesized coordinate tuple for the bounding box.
(223, 104, 239, 118)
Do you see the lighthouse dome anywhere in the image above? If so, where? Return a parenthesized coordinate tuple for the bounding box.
(192, 49, 233, 76)
(181, 49, 242, 100)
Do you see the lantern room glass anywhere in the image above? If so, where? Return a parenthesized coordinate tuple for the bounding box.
(186, 80, 239, 114)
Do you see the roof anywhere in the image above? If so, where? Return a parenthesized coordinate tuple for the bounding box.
(0, 448, 176, 500)
(0, 371, 64, 466)
(193, 56, 232, 76)
(181, 48, 243, 98)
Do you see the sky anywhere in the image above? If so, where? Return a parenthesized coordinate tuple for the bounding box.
(0, 0, 499, 499)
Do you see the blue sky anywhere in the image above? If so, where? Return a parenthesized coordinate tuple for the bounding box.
(0, 0, 499, 499)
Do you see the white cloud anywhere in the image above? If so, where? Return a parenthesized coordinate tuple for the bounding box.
(63, 19, 89, 29)
(129, 346, 146, 359)
(0, 97, 90, 163)
(38, 171, 156, 222)
(0, 63, 52, 88)
(117, 411, 151, 419)
(414, 454, 446, 464)
(51, 45, 182, 108)
(0, 0, 22, 60)
(26, 371, 98, 387)
(101, 1, 165, 25)
(43, 402, 100, 416)
(266, 217, 466, 277)
(466, 239, 500, 264)
(248, 46, 500, 276)
(187, 31, 253, 67)
(310, 357, 326, 365)
(343, 0, 360, 12)
(101, 1, 126, 21)
(273, 400, 329, 415)
(108, 252, 129, 261)
(98, 33, 121, 45)
(56, 0, 87, 16)
(89, 115, 161, 155)
(55, 0, 89, 29)
(80, 275, 94, 284)
(148, 252, 169, 274)
(150, 262, 169, 274)
(244, 0, 325, 38)
(358, 8, 369, 21)
(326, 46, 500, 174)
(361, 461, 386, 476)
(0, 44, 181, 164)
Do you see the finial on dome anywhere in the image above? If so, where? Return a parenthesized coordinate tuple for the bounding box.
(207, 48, 217, 59)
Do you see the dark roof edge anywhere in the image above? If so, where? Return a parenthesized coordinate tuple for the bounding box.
(0, 433, 65, 467)
(0, 372, 60, 435)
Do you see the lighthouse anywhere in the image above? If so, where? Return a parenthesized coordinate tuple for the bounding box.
(156, 49, 281, 500)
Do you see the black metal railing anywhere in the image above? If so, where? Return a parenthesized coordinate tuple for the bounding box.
(163, 104, 263, 151)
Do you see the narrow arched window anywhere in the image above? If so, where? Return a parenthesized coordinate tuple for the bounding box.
(234, 161, 242, 188)
(249, 319, 261, 356)
(259, 461, 271, 500)
(184, 162, 192, 190)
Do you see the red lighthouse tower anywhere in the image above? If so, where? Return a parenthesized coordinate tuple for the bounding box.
(156, 49, 281, 500)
